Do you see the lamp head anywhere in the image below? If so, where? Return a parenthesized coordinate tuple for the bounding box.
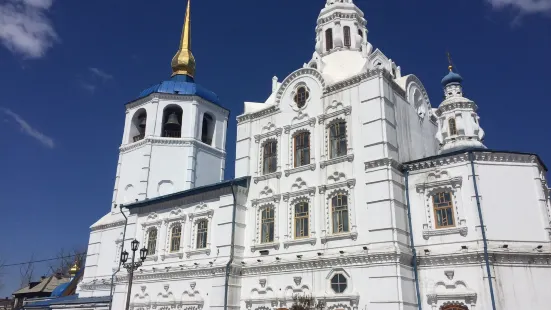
(131, 239, 140, 251)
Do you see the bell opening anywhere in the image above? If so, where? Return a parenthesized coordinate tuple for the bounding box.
(129, 108, 147, 143)
(162, 105, 183, 138)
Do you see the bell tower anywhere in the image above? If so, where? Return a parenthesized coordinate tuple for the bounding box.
(111, 0, 228, 209)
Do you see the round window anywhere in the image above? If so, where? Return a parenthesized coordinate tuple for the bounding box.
(330, 274, 347, 293)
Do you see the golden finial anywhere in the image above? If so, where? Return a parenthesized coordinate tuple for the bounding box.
(69, 261, 79, 276)
(447, 51, 453, 72)
(171, 0, 196, 77)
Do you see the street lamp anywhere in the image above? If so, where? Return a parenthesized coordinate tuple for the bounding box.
(121, 239, 148, 310)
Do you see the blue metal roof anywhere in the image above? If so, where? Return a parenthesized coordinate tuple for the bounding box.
(441, 70, 463, 86)
(50, 283, 70, 297)
(137, 74, 220, 104)
(24, 295, 111, 308)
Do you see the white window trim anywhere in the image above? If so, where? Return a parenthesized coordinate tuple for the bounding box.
(254, 133, 282, 182)
(318, 104, 353, 166)
(251, 199, 281, 252)
(319, 179, 358, 244)
(289, 82, 312, 111)
(416, 175, 468, 239)
(282, 189, 317, 248)
(161, 214, 186, 260)
(285, 125, 317, 176)
(142, 225, 161, 262)
(187, 209, 213, 257)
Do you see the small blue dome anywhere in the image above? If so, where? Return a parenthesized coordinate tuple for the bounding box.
(138, 75, 219, 104)
(441, 71, 463, 86)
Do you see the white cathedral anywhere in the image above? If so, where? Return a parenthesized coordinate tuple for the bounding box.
(52, 1, 551, 310)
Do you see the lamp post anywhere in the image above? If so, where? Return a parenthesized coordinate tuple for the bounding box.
(120, 239, 148, 310)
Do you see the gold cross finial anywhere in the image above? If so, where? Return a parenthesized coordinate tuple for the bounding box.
(447, 52, 453, 72)
(171, 0, 196, 77)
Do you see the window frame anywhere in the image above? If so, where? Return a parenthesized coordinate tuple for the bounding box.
(293, 87, 309, 108)
(262, 139, 278, 175)
(195, 219, 209, 249)
(330, 274, 348, 294)
(169, 224, 182, 253)
(343, 26, 351, 47)
(294, 131, 311, 168)
(328, 120, 348, 159)
(146, 227, 158, 256)
(432, 191, 456, 229)
(201, 113, 215, 146)
(294, 201, 310, 239)
(325, 28, 333, 51)
(261, 206, 275, 244)
(448, 118, 458, 136)
(331, 193, 350, 234)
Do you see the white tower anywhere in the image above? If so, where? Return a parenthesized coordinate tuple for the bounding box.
(435, 64, 486, 154)
(112, 0, 228, 209)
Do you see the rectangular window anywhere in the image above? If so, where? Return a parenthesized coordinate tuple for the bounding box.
(263, 141, 278, 174)
(294, 202, 309, 239)
(261, 207, 275, 243)
(343, 26, 351, 47)
(294, 132, 311, 167)
(147, 229, 157, 255)
(433, 192, 455, 228)
(329, 122, 347, 158)
(325, 29, 333, 51)
(196, 220, 208, 249)
(170, 225, 181, 252)
(332, 195, 349, 234)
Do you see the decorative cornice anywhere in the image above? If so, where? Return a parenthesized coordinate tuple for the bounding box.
(275, 68, 326, 106)
(427, 293, 477, 306)
(364, 158, 403, 171)
(283, 237, 317, 248)
(320, 154, 354, 169)
(283, 117, 316, 134)
(284, 163, 316, 177)
(416, 177, 463, 192)
(319, 179, 356, 194)
(418, 251, 551, 267)
(317, 11, 365, 27)
(436, 101, 478, 116)
(422, 224, 468, 240)
(126, 93, 228, 116)
(318, 106, 352, 124)
(237, 105, 280, 124)
(251, 242, 280, 252)
(282, 187, 316, 201)
(253, 172, 282, 184)
(90, 220, 125, 232)
(323, 69, 405, 99)
(254, 128, 283, 143)
(186, 248, 211, 258)
(119, 137, 226, 157)
(404, 153, 470, 172)
(251, 194, 281, 206)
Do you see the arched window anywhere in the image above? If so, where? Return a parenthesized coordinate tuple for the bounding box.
(146, 228, 157, 255)
(196, 219, 208, 249)
(293, 87, 309, 108)
(448, 118, 457, 136)
(294, 132, 310, 167)
(261, 206, 275, 243)
(129, 109, 147, 143)
(170, 224, 182, 252)
(294, 202, 309, 239)
(201, 113, 215, 145)
(325, 28, 333, 51)
(262, 140, 277, 174)
(330, 274, 347, 294)
(343, 26, 351, 47)
(162, 105, 183, 138)
(433, 192, 455, 229)
(332, 194, 349, 234)
(329, 121, 347, 158)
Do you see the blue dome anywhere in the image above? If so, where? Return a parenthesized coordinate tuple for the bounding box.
(138, 75, 220, 104)
(51, 282, 70, 297)
(441, 71, 463, 86)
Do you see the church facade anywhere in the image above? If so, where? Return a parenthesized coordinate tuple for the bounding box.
(75, 1, 551, 310)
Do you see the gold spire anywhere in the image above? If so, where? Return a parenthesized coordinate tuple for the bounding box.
(447, 51, 453, 72)
(171, 0, 196, 77)
(69, 261, 79, 276)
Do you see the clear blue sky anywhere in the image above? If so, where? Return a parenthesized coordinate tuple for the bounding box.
(0, 0, 550, 297)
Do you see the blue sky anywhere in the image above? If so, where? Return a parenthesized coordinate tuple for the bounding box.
(0, 0, 550, 297)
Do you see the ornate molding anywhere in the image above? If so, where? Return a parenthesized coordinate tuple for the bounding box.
(274, 68, 326, 106)
(253, 172, 282, 184)
(317, 11, 365, 27)
(186, 248, 211, 258)
(284, 117, 316, 134)
(323, 69, 405, 99)
(282, 187, 316, 201)
(254, 128, 283, 143)
(422, 223, 468, 240)
(119, 137, 226, 157)
(436, 100, 477, 116)
(416, 177, 463, 192)
(321, 232, 358, 244)
(318, 106, 352, 124)
(91, 220, 125, 232)
(284, 163, 316, 177)
(320, 154, 354, 169)
(237, 105, 280, 124)
(319, 179, 356, 194)
(251, 242, 280, 252)
(364, 158, 403, 171)
(251, 194, 281, 206)
(283, 237, 317, 248)
(418, 252, 551, 267)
